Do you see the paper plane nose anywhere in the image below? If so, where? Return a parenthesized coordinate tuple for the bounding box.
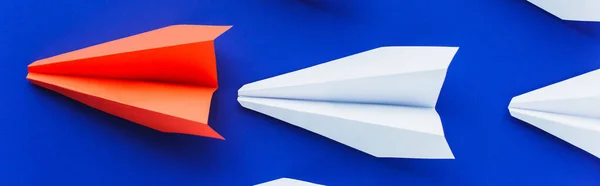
(508, 68, 600, 158)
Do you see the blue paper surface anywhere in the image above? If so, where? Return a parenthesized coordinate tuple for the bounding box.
(1, 0, 600, 185)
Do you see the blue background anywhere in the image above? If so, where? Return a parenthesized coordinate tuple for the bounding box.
(2, 0, 600, 185)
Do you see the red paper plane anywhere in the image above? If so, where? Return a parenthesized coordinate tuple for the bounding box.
(27, 25, 231, 139)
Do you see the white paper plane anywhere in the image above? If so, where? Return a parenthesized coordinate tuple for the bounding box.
(238, 46, 458, 159)
(255, 178, 324, 186)
(509, 69, 600, 158)
(528, 0, 600, 22)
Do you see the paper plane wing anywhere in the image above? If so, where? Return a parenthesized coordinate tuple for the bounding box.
(238, 46, 458, 158)
(527, 0, 600, 22)
(239, 46, 457, 108)
(28, 24, 231, 86)
(27, 25, 230, 139)
(28, 73, 223, 138)
(509, 69, 600, 158)
(509, 108, 600, 157)
(255, 178, 324, 186)
(238, 97, 453, 158)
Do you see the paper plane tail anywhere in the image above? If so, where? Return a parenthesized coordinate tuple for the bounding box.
(169, 123, 224, 140)
(527, 0, 600, 22)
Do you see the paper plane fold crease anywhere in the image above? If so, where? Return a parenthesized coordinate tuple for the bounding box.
(27, 24, 231, 139)
(238, 46, 458, 159)
(509, 68, 600, 158)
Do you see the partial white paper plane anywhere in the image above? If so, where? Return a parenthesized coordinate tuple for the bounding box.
(509, 69, 600, 158)
(255, 178, 324, 186)
(528, 0, 600, 22)
(238, 46, 458, 159)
